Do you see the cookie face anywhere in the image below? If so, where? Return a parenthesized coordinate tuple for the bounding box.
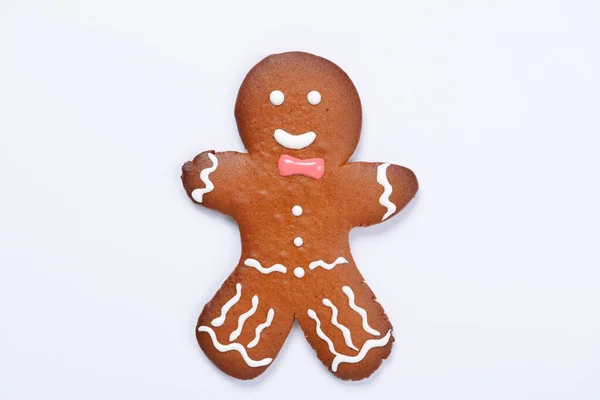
(181, 51, 418, 381)
(235, 52, 362, 166)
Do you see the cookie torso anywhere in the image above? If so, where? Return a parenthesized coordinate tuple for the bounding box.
(236, 160, 352, 278)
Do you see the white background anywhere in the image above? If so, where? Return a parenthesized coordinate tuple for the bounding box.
(1, 0, 599, 399)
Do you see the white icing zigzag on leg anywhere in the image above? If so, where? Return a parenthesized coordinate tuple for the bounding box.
(244, 258, 287, 274)
(307, 309, 392, 372)
(308, 257, 349, 271)
(307, 309, 340, 356)
(342, 286, 381, 336)
(211, 283, 241, 327)
(247, 308, 275, 349)
(377, 163, 396, 221)
(197, 325, 272, 368)
(322, 299, 358, 351)
(332, 330, 392, 372)
(229, 295, 259, 341)
(192, 153, 218, 203)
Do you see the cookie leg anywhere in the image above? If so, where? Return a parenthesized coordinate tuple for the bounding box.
(297, 278, 394, 381)
(196, 274, 294, 380)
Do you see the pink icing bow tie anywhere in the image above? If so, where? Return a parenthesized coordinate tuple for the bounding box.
(278, 154, 325, 179)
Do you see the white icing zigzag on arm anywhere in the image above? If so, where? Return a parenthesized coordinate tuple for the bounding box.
(342, 286, 381, 336)
(322, 299, 358, 351)
(247, 308, 274, 349)
(376, 163, 397, 221)
(191, 153, 218, 203)
(244, 258, 287, 274)
(309, 257, 349, 271)
(211, 283, 241, 327)
(197, 325, 272, 368)
(229, 295, 259, 341)
(332, 330, 392, 372)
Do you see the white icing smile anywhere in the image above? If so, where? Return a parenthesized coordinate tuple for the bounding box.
(273, 129, 316, 150)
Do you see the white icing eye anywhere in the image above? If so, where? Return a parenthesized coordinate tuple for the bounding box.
(270, 90, 284, 106)
(307, 90, 321, 105)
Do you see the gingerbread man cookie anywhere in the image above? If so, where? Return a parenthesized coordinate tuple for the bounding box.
(181, 52, 418, 381)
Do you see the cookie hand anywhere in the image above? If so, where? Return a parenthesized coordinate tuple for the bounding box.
(181, 151, 250, 216)
(340, 162, 418, 227)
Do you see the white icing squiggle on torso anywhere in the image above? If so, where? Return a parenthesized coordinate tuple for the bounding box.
(211, 283, 241, 327)
(309, 257, 349, 271)
(376, 163, 396, 221)
(192, 153, 218, 203)
(322, 299, 358, 351)
(197, 325, 272, 367)
(229, 295, 259, 341)
(331, 330, 392, 372)
(244, 258, 287, 274)
(342, 286, 381, 336)
(247, 308, 275, 349)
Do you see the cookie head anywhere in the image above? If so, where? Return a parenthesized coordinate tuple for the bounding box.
(235, 52, 362, 166)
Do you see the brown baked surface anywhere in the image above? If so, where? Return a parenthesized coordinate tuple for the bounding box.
(181, 52, 418, 380)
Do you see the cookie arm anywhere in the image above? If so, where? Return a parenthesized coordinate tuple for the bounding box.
(340, 162, 418, 227)
(181, 150, 249, 215)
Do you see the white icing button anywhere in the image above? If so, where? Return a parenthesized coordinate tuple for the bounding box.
(270, 90, 284, 106)
(292, 205, 303, 216)
(294, 267, 305, 278)
(307, 90, 321, 105)
(293, 237, 303, 247)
